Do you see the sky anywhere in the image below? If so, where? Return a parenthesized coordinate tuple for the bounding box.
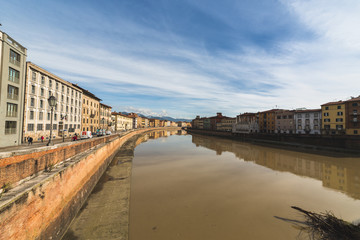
(1, 0, 360, 119)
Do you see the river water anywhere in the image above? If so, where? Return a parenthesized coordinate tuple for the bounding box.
(65, 130, 360, 239)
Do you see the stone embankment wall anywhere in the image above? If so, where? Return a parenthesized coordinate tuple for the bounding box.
(187, 129, 360, 152)
(0, 128, 175, 240)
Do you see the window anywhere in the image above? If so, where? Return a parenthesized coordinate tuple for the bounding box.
(324, 112, 329, 116)
(37, 124, 43, 131)
(314, 119, 319, 124)
(46, 124, 51, 130)
(354, 130, 358, 134)
(41, 76, 45, 85)
(41, 88, 44, 96)
(49, 91, 52, 97)
(31, 85, 36, 94)
(325, 106, 329, 110)
(65, 124, 68, 130)
(324, 119, 330, 122)
(62, 85, 64, 92)
(352, 103, 358, 107)
(7, 85, 19, 100)
(8, 67, 20, 83)
(30, 98, 35, 107)
(30, 111, 34, 120)
(298, 125, 302, 130)
(305, 114, 309, 118)
(337, 106, 341, 109)
(67, 88, 69, 94)
(49, 79, 52, 88)
(337, 112, 343, 116)
(354, 110, 358, 115)
(39, 112, 43, 120)
(9, 49, 20, 66)
(66, 106, 68, 112)
(40, 100, 44, 108)
(47, 113, 50, 121)
(56, 82, 59, 90)
(67, 97, 69, 103)
(32, 72, 36, 81)
(6, 103, 18, 117)
(5, 121, 17, 134)
(336, 125, 343, 130)
(336, 118, 343, 122)
(53, 124, 57, 130)
(27, 124, 34, 131)
(314, 125, 319, 130)
(314, 113, 319, 118)
(54, 114, 57, 121)
(61, 95, 64, 101)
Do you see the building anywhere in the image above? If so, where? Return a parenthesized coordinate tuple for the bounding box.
(321, 100, 346, 135)
(149, 118, 160, 127)
(345, 96, 360, 135)
(275, 110, 295, 134)
(99, 103, 112, 130)
(216, 117, 236, 131)
(24, 62, 82, 141)
(128, 112, 140, 129)
(0, 31, 27, 147)
(233, 113, 259, 134)
(259, 109, 279, 133)
(177, 121, 188, 128)
(75, 85, 101, 132)
(209, 112, 227, 130)
(140, 117, 149, 128)
(111, 112, 133, 131)
(294, 109, 321, 134)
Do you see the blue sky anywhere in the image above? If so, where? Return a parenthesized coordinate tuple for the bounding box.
(1, 0, 360, 119)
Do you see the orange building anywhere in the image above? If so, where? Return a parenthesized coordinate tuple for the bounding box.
(259, 109, 279, 133)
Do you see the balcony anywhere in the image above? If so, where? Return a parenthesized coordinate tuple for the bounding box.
(351, 112, 358, 116)
(352, 118, 358, 122)
(9, 58, 20, 67)
(8, 75, 19, 84)
(7, 93, 19, 100)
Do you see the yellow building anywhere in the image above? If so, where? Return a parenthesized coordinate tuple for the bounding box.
(74, 85, 101, 132)
(321, 100, 346, 135)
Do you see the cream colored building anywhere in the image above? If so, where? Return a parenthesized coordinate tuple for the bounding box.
(24, 62, 82, 141)
(100, 103, 112, 130)
(111, 112, 133, 131)
(75, 85, 101, 132)
(0, 31, 27, 147)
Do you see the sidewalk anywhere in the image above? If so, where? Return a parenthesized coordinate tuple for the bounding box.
(0, 137, 74, 153)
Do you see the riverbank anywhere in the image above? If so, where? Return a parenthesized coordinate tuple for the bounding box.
(186, 128, 360, 155)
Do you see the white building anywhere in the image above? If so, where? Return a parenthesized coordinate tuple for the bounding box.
(294, 109, 322, 134)
(232, 113, 259, 134)
(23, 62, 82, 141)
(111, 112, 133, 132)
(0, 31, 27, 147)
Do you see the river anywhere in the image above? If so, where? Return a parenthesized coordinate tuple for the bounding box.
(64, 130, 360, 240)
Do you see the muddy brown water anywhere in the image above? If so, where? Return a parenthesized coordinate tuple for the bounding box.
(65, 130, 360, 239)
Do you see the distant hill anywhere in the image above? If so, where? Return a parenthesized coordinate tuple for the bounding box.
(121, 112, 191, 122)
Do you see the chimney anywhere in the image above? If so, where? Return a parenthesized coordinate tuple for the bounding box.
(217, 112, 222, 117)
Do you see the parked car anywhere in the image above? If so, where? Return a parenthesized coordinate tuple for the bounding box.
(81, 131, 93, 139)
(105, 130, 111, 135)
(97, 129, 106, 137)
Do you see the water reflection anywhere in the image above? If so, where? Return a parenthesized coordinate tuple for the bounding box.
(191, 134, 360, 200)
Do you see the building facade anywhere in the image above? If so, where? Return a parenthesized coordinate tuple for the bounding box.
(0, 31, 27, 147)
(216, 117, 235, 131)
(275, 110, 295, 134)
(112, 112, 133, 131)
(345, 97, 360, 135)
(259, 109, 278, 133)
(75, 85, 101, 132)
(24, 62, 82, 141)
(100, 103, 112, 130)
(294, 109, 321, 134)
(233, 113, 259, 134)
(321, 101, 346, 135)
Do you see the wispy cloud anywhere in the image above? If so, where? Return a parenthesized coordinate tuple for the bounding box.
(1, 0, 359, 118)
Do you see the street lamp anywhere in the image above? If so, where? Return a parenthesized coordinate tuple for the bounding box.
(102, 117, 105, 130)
(47, 95, 57, 146)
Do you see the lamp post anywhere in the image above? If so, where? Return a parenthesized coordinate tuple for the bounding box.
(47, 95, 57, 146)
(102, 117, 105, 130)
(60, 114, 67, 142)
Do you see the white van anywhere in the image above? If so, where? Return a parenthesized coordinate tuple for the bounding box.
(81, 131, 93, 139)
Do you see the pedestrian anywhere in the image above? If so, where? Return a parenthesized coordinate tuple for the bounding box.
(29, 137, 33, 145)
(27, 136, 31, 145)
(41, 136, 44, 142)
